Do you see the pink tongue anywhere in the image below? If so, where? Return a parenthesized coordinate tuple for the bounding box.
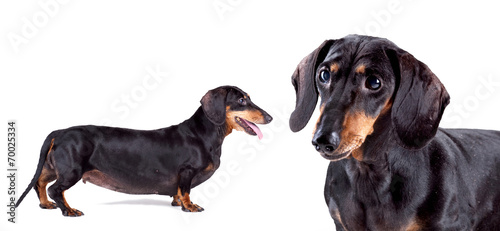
(244, 120, 263, 140)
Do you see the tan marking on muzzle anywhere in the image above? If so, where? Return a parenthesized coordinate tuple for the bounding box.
(351, 146, 364, 161)
(335, 112, 377, 155)
(225, 106, 265, 136)
(335, 98, 393, 156)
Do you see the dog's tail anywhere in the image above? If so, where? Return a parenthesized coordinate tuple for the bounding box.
(16, 134, 56, 208)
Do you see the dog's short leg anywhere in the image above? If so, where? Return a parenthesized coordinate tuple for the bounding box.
(176, 168, 204, 212)
(48, 183, 84, 217)
(47, 169, 84, 217)
(176, 188, 204, 212)
(35, 167, 57, 209)
(171, 195, 181, 206)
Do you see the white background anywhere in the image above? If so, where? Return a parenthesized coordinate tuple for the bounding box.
(1, 1, 500, 230)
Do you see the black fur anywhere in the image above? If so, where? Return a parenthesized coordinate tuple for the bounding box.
(16, 85, 272, 216)
(290, 35, 500, 230)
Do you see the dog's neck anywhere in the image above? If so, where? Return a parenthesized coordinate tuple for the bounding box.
(344, 111, 434, 208)
(180, 107, 229, 153)
(343, 112, 397, 205)
(352, 109, 394, 163)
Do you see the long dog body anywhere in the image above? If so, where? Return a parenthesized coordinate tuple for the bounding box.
(290, 35, 500, 230)
(17, 85, 272, 216)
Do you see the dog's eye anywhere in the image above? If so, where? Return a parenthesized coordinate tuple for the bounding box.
(319, 70, 330, 83)
(238, 98, 247, 105)
(365, 76, 381, 90)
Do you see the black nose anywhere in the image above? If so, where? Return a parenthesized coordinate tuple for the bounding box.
(312, 132, 340, 154)
(264, 114, 273, 123)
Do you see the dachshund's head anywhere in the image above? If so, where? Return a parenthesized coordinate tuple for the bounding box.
(290, 35, 450, 161)
(201, 86, 273, 139)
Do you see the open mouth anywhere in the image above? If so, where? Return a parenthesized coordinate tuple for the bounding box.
(235, 116, 263, 140)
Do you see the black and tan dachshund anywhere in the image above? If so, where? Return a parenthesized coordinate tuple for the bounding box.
(290, 35, 500, 230)
(16, 85, 272, 216)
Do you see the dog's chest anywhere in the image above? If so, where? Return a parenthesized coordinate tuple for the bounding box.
(328, 192, 420, 231)
(191, 157, 221, 188)
(326, 162, 421, 230)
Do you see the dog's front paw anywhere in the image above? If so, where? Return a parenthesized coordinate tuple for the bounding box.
(62, 208, 84, 217)
(181, 203, 204, 212)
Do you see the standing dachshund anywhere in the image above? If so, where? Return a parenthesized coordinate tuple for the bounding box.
(16, 85, 272, 216)
(289, 35, 500, 230)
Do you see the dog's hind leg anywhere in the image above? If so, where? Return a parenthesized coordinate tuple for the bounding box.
(47, 163, 85, 217)
(35, 167, 57, 209)
(48, 175, 84, 216)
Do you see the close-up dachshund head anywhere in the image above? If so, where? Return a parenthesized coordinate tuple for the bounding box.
(201, 86, 273, 139)
(290, 35, 450, 161)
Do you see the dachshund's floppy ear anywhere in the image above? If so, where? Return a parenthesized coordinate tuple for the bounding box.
(386, 49, 450, 149)
(289, 40, 335, 132)
(201, 87, 228, 125)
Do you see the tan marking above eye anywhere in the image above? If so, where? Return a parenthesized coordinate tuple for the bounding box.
(355, 64, 366, 74)
(330, 63, 340, 73)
